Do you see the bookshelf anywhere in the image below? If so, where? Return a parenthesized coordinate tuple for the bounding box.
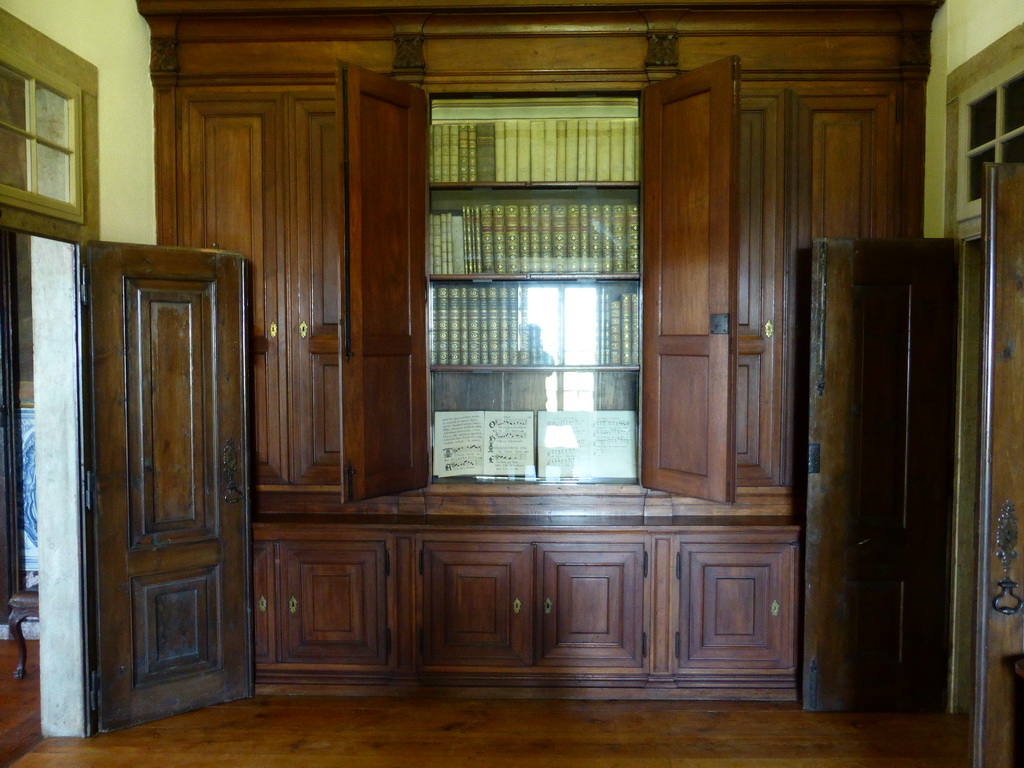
(428, 96, 641, 483)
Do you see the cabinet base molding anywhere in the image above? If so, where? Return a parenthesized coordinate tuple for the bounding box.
(255, 680, 798, 702)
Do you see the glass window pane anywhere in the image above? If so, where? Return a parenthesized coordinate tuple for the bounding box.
(35, 86, 69, 147)
(36, 144, 71, 202)
(971, 92, 998, 148)
(1005, 76, 1024, 133)
(970, 147, 997, 202)
(1004, 133, 1024, 164)
(0, 126, 29, 190)
(0, 66, 28, 130)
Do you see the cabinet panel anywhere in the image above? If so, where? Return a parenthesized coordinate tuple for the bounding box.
(279, 540, 389, 666)
(420, 540, 533, 668)
(252, 540, 277, 664)
(678, 539, 797, 671)
(536, 541, 645, 669)
(179, 93, 288, 485)
(289, 95, 341, 485)
(736, 92, 788, 487)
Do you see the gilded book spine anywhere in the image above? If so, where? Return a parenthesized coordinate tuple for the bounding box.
(448, 285, 465, 365)
(627, 204, 640, 273)
(601, 203, 614, 274)
(486, 286, 500, 365)
(552, 204, 568, 274)
(433, 286, 449, 365)
(620, 292, 633, 366)
(609, 296, 623, 365)
(480, 204, 495, 273)
(588, 204, 603, 273)
(476, 122, 495, 182)
(467, 285, 482, 364)
(612, 204, 627, 273)
(527, 204, 542, 273)
(492, 204, 506, 275)
(567, 204, 581, 273)
(539, 204, 553, 273)
(505, 205, 520, 276)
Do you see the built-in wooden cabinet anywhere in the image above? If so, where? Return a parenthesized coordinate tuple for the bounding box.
(141, 0, 937, 702)
(676, 532, 798, 691)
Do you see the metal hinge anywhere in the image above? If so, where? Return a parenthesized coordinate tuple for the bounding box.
(419, 628, 424, 655)
(675, 631, 681, 660)
(710, 313, 730, 335)
(642, 632, 648, 658)
(808, 443, 821, 475)
(88, 668, 100, 712)
(386, 628, 392, 656)
(345, 461, 356, 502)
(675, 552, 681, 580)
(419, 549, 424, 575)
(79, 264, 89, 305)
(643, 550, 648, 578)
(82, 470, 96, 511)
(384, 549, 391, 577)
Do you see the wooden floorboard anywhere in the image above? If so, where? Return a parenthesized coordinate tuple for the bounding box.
(2, 668, 968, 768)
(0, 639, 42, 768)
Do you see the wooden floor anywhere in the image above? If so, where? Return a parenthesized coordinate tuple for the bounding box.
(0, 639, 969, 768)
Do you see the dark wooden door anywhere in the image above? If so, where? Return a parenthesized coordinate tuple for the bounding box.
(336, 63, 428, 502)
(535, 540, 645, 670)
(973, 163, 1024, 768)
(641, 56, 739, 502)
(803, 237, 956, 711)
(88, 242, 251, 731)
(420, 539, 533, 668)
(278, 540, 389, 667)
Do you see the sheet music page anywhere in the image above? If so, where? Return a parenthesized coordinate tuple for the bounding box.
(433, 411, 486, 477)
(590, 410, 637, 479)
(484, 411, 536, 476)
(537, 411, 593, 480)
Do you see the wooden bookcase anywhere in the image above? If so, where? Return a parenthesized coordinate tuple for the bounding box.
(137, 0, 938, 701)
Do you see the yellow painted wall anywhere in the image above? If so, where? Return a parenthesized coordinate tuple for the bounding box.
(0, 0, 155, 244)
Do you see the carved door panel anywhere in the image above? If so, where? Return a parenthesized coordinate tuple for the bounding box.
(420, 539, 533, 668)
(88, 242, 251, 731)
(289, 94, 342, 486)
(178, 92, 288, 486)
(252, 540, 276, 664)
(535, 540, 645, 670)
(736, 90, 791, 487)
(677, 535, 797, 676)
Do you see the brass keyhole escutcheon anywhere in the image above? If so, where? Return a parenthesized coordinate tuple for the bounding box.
(544, 598, 553, 615)
(770, 599, 780, 617)
(764, 320, 774, 338)
(512, 598, 522, 615)
(289, 596, 298, 614)
(299, 320, 309, 338)
(269, 322, 278, 339)
(258, 596, 268, 613)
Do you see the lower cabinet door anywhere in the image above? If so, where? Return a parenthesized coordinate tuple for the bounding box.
(535, 541, 646, 670)
(677, 535, 797, 674)
(279, 540, 390, 667)
(252, 540, 277, 664)
(420, 539, 534, 668)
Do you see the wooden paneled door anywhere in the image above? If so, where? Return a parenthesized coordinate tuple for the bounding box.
(87, 243, 251, 731)
(803, 237, 956, 711)
(973, 163, 1024, 768)
(535, 541, 646, 670)
(419, 539, 533, 668)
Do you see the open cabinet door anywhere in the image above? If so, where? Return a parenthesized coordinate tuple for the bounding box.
(641, 57, 740, 502)
(803, 238, 956, 711)
(87, 242, 251, 731)
(336, 62, 429, 502)
(974, 164, 1024, 766)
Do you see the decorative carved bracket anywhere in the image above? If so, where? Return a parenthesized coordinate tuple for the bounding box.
(646, 33, 678, 69)
(150, 38, 179, 73)
(901, 32, 930, 67)
(394, 35, 425, 70)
